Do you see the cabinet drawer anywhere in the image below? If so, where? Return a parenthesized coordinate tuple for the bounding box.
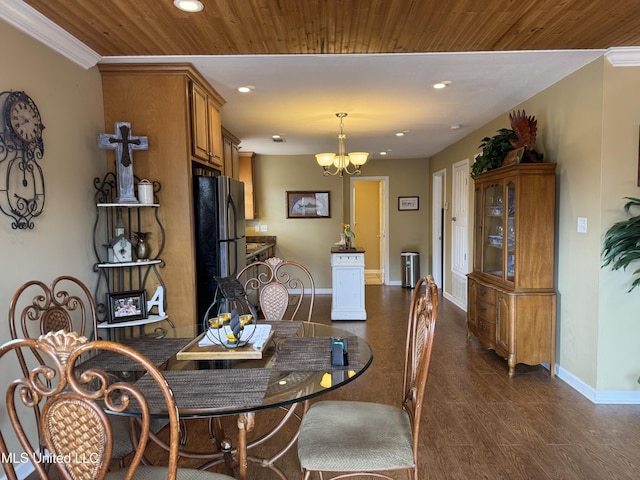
(331, 253, 364, 266)
(476, 283, 496, 303)
(476, 299, 496, 323)
(477, 317, 496, 342)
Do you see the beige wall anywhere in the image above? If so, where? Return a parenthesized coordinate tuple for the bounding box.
(0, 20, 105, 462)
(431, 56, 640, 394)
(599, 61, 640, 391)
(247, 156, 430, 288)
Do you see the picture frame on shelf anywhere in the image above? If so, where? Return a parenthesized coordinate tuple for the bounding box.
(107, 290, 147, 323)
(398, 196, 419, 211)
(286, 191, 331, 218)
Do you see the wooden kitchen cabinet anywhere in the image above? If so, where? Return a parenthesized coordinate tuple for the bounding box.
(467, 163, 557, 376)
(191, 82, 224, 169)
(239, 151, 257, 219)
(222, 127, 241, 179)
(99, 63, 226, 336)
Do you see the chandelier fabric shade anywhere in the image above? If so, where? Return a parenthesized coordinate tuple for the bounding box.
(316, 113, 369, 176)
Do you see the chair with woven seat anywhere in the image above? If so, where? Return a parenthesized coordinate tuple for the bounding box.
(236, 257, 315, 322)
(0, 330, 235, 480)
(297, 275, 438, 480)
(7, 275, 154, 466)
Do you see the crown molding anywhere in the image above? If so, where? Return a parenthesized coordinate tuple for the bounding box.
(605, 47, 640, 67)
(0, 0, 100, 69)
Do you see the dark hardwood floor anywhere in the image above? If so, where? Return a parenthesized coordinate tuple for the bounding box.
(32, 285, 640, 479)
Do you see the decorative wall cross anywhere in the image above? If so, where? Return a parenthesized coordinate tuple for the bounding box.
(98, 122, 148, 203)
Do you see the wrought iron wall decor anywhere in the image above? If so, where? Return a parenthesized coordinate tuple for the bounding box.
(0, 90, 45, 229)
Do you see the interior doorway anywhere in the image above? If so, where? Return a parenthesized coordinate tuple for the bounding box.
(432, 169, 446, 290)
(350, 176, 389, 285)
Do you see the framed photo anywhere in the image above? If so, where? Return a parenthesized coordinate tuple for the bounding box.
(286, 191, 331, 218)
(398, 196, 419, 211)
(107, 290, 147, 323)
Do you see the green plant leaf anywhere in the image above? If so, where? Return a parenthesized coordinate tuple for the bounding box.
(601, 197, 640, 291)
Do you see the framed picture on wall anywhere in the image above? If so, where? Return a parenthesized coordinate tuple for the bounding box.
(398, 196, 419, 211)
(286, 191, 331, 218)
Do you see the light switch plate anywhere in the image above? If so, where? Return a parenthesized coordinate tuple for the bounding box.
(577, 217, 587, 233)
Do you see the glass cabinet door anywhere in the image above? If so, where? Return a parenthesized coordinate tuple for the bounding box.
(482, 183, 504, 278)
(506, 181, 516, 282)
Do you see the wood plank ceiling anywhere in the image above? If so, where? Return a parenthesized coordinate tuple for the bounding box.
(23, 0, 640, 57)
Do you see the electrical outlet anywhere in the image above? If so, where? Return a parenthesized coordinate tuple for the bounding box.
(577, 217, 587, 233)
(260, 224, 268, 232)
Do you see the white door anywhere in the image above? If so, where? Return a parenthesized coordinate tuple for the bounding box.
(451, 159, 469, 309)
(432, 169, 446, 290)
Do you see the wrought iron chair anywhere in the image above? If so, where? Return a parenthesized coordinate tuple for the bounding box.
(297, 275, 439, 480)
(206, 257, 316, 473)
(7, 275, 157, 466)
(236, 257, 315, 322)
(0, 330, 235, 480)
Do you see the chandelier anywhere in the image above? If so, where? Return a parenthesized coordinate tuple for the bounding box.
(316, 113, 369, 176)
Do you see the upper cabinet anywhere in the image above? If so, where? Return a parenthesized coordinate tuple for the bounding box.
(222, 127, 241, 179)
(239, 151, 257, 219)
(191, 82, 224, 169)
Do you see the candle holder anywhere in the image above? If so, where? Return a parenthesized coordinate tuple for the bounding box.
(202, 276, 258, 348)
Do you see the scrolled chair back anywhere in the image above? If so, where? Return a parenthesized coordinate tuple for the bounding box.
(236, 257, 315, 321)
(9, 275, 98, 342)
(0, 330, 180, 480)
(402, 275, 438, 460)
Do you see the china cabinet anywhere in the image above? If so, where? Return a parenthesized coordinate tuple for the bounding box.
(467, 163, 556, 376)
(331, 247, 366, 320)
(99, 63, 226, 335)
(93, 173, 170, 335)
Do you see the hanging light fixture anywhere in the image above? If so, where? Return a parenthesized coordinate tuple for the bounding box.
(316, 113, 369, 176)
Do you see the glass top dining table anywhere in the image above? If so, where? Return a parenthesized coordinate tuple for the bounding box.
(87, 320, 373, 479)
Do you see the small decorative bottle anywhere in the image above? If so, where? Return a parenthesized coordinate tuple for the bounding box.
(133, 231, 151, 260)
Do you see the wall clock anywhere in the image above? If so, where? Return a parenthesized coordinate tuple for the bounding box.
(5, 92, 44, 144)
(0, 90, 46, 229)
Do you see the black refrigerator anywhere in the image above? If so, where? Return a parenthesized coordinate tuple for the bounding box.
(193, 175, 246, 332)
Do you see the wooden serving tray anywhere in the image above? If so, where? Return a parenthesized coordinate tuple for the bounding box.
(176, 325, 273, 360)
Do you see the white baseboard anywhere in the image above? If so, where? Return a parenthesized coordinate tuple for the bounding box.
(443, 291, 467, 312)
(556, 365, 640, 404)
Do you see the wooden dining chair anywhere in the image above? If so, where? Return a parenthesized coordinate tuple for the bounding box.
(297, 275, 439, 480)
(7, 275, 151, 465)
(236, 257, 315, 322)
(0, 330, 235, 480)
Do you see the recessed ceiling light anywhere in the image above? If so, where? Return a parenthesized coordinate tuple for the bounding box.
(380, 151, 387, 155)
(450, 124, 462, 130)
(433, 80, 452, 89)
(173, 0, 204, 13)
(395, 132, 405, 137)
(238, 85, 255, 93)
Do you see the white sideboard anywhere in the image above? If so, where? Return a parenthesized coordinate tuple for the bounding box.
(331, 248, 366, 320)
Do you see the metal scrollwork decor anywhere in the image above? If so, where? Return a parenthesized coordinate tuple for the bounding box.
(0, 90, 45, 229)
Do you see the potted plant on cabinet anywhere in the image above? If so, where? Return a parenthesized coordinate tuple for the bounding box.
(602, 196, 640, 292)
